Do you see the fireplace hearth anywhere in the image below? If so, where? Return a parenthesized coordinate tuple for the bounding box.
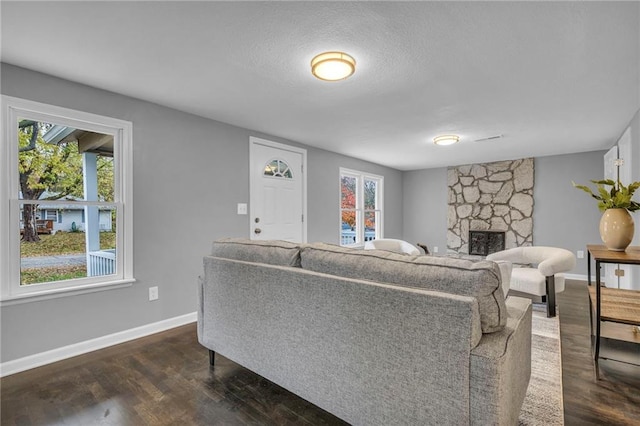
(469, 230, 505, 256)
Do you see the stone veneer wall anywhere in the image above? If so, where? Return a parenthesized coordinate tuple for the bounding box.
(447, 158, 534, 254)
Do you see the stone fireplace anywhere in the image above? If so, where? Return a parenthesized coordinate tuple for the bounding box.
(447, 158, 534, 255)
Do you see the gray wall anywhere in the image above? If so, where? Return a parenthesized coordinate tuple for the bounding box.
(533, 151, 604, 274)
(0, 64, 402, 362)
(402, 167, 448, 255)
(402, 151, 605, 275)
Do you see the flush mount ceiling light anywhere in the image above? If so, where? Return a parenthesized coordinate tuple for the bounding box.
(311, 51, 356, 81)
(433, 135, 460, 146)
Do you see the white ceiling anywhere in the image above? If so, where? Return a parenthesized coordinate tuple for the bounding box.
(2, 1, 639, 171)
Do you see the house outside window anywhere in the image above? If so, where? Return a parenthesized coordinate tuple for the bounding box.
(1, 96, 134, 303)
(340, 168, 383, 246)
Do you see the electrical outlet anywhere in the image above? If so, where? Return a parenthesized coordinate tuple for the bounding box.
(149, 286, 159, 301)
(433, 246, 439, 253)
(237, 203, 248, 215)
(577, 250, 584, 259)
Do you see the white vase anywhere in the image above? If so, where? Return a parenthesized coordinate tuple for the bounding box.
(599, 208, 635, 251)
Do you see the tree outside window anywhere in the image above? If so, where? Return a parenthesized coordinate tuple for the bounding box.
(18, 120, 114, 242)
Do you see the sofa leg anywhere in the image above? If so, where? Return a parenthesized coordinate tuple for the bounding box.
(209, 350, 215, 367)
(545, 275, 556, 317)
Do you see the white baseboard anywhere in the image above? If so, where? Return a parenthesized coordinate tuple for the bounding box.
(0, 311, 197, 378)
(564, 273, 591, 282)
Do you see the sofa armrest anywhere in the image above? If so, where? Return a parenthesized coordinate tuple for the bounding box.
(492, 260, 512, 298)
(537, 251, 576, 276)
(470, 296, 532, 425)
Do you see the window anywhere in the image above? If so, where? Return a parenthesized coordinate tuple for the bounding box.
(44, 209, 58, 222)
(264, 159, 293, 178)
(340, 168, 383, 246)
(1, 96, 133, 303)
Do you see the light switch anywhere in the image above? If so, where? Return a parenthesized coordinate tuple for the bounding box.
(237, 203, 248, 215)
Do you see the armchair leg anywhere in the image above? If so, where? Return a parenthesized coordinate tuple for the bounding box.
(545, 275, 556, 317)
(209, 350, 215, 367)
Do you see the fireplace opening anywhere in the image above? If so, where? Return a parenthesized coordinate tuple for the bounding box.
(469, 230, 505, 256)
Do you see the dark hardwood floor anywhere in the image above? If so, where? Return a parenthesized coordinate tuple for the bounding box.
(558, 280, 640, 426)
(0, 323, 344, 425)
(1, 280, 638, 425)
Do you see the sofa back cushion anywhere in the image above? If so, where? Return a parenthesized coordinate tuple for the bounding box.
(211, 238, 301, 267)
(300, 243, 507, 333)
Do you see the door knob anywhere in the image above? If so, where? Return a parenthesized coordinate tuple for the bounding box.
(254, 228, 262, 234)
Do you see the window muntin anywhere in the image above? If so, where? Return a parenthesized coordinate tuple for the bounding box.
(1, 96, 133, 302)
(340, 168, 383, 246)
(263, 159, 293, 179)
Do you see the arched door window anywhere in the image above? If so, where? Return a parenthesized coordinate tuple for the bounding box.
(263, 159, 293, 179)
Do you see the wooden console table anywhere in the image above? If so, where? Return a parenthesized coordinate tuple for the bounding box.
(587, 245, 640, 378)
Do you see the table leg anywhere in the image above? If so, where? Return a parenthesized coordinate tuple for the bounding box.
(589, 290, 594, 339)
(587, 250, 591, 286)
(588, 250, 594, 337)
(595, 260, 602, 380)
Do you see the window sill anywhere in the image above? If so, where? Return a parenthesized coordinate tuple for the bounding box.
(0, 278, 136, 306)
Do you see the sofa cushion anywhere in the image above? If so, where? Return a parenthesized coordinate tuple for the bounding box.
(211, 238, 301, 267)
(300, 243, 507, 333)
(510, 268, 566, 296)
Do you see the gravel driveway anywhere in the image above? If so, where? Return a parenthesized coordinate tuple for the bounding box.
(21, 254, 86, 269)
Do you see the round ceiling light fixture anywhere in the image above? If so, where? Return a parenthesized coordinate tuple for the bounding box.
(311, 51, 356, 81)
(433, 135, 460, 146)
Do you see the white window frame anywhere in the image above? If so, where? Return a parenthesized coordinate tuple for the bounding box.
(0, 96, 134, 304)
(339, 168, 384, 247)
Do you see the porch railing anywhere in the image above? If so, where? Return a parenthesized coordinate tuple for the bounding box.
(88, 249, 116, 276)
(340, 230, 376, 246)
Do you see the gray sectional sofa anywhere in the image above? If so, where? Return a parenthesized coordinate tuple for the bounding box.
(198, 238, 532, 425)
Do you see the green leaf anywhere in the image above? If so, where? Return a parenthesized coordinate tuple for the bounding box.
(597, 186, 611, 201)
(572, 183, 599, 199)
(573, 179, 640, 212)
(592, 179, 616, 186)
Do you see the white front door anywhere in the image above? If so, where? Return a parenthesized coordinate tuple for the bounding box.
(249, 137, 306, 242)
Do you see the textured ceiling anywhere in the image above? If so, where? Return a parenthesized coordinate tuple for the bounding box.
(2, 1, 639, 170)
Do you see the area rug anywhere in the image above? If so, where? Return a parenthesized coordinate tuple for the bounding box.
(518, 304, 564, 425)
